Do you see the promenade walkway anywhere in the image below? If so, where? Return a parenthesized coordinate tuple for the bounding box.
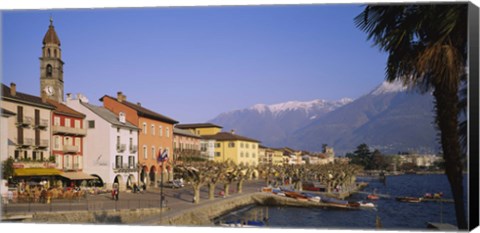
(2, 180, 265, 224)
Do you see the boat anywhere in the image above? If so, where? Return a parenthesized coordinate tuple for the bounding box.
(301, 192, 321, 203)
(220, 220, 264, 227)
(347, 201, 361, 208)
(358, 201, 376, 208)
(367, 194, 380, 200)
(272, 189, 286, 196)
(321, 196, 349, 207)
(284, 191, 308, 201)
(396, 196, 423, 203)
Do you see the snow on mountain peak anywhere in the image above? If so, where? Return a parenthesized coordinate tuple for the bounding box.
(249, 98, 352, 116)
(250, 104, 269, 114)
(371, 80, 407, 95)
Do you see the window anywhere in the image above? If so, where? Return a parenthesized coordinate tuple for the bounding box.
(14, 150, 20, 160)
(159, 126, 163, 136)
(228, 142, 235, 148)
(46, 64, 52, 76)
(246, 152, 249, 158)
(130, 130, 132, 135)
(215, 143, 221, 148)
(54, 136, 60, 150)
(253, 144, 256, 149)
(117, 127, 120, 133)
(65, 155, 70, 169)
(88, 120, 95, 128)
(115, 155, 123, 169)
(129, 138, 133, 150)
(54, 117, 60, 126)
(116, 136, 120, 147)
(75, 138, 81, 152)
(65, 118, 71, 127)
(32, 151, 37, 161)
(143, 122, 147, 135)
(240, 143, 244, 148)
(75, 120, 81, 129)
(152, 147, 156, 160)
(246, 143, 250, 149)
(166, 127, 170, 138)
(215, 152, 221, 157)
(240, 152, 244, 158)
(143, 145, 147, 159)
(252, 153, 256, 158)
(128, 156, 135, 168)
(151, 124, 155, 136)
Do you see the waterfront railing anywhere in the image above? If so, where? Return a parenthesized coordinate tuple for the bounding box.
(1, 197, 164, 214)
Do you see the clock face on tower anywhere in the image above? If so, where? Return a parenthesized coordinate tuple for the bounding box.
(45, 86, 54, 96)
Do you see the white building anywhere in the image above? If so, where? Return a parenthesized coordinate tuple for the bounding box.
(66, 94, 139, 191)
(200, 137, 215, 161)
(1, 108, 16, 196)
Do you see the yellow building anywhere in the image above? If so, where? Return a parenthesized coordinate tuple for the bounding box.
(203, 131, 260, 166)
(271, 148, 285, 166)
(259, 146, 284, 166)
(176, 123, 222, 136)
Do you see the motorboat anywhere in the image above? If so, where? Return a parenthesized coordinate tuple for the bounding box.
(396, 196, 423, 203)
(358, 201, 376, 208)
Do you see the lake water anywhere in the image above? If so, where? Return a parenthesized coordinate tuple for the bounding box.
(214, 174, 468, 230)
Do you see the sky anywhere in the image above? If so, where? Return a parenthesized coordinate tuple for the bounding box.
(1, 4, 389, 123)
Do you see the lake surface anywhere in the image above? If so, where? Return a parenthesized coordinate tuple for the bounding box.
(214, 174, 468, 230)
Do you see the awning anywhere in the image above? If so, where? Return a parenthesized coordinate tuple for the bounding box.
(14, 168, 62, 177)
(59, 172, 97, 180)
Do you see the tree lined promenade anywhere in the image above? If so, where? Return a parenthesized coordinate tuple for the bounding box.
(2, 161, 364, 224)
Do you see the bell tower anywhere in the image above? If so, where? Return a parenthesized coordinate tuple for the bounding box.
(40, 17, 64, 103)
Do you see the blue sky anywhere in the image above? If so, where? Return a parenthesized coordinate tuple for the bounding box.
(2, 5, 388, 123)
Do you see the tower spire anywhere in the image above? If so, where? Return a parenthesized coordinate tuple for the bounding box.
(50, 15, 53, 26)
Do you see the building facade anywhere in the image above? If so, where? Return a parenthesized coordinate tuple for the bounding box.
(66, 94, 139, 190)
(1, 83, 57, 180)
(101, 92, 178, 186)
(173, 128, 201, 161)
(203, 131, 260, 166)
(175, 123, 222, 161)
(48, 100, 87, 174)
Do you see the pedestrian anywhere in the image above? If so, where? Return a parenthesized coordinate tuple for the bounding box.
(115, 188, 119, 201)
(111, 188, 116, 200)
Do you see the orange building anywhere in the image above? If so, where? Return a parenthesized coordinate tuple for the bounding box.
(100, 92, 178, 187)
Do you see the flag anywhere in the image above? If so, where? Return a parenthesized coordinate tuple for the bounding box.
(157, 149, 168, 163)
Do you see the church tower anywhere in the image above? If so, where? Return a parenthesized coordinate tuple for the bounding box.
(40, 17, 64, 103)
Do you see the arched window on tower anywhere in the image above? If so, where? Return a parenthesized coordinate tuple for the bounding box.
(46, 64, 53, 77)
(54, 49, 57, 58)
(47, 48, 51, 57)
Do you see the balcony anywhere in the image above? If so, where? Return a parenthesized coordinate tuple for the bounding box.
(35, 119, 49, 129)
(15, 137, 34, 147)
(112, 163, 137, 173)
(35, 139, 49, 149)
(52, 125, 87, 136)
(13, 161, 56, 169)
(129, 145, 138, 153)
(63, 145, 79, 154)
(116, 143, 126, 153)
(16, 117, 33, 127)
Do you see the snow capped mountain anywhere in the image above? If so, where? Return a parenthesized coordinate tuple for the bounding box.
(371, 80, 408, 96)
(210, 98, 353, 147)
(210, 81, 438, 155)
(248, 98, 353, 117)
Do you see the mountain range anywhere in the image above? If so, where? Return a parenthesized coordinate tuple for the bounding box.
(209, 81, 439, 155)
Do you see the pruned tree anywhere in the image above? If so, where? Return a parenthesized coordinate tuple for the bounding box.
(206, 161, 228, 200)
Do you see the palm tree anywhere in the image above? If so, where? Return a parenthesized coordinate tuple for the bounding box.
(355, 4, 468, 229)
